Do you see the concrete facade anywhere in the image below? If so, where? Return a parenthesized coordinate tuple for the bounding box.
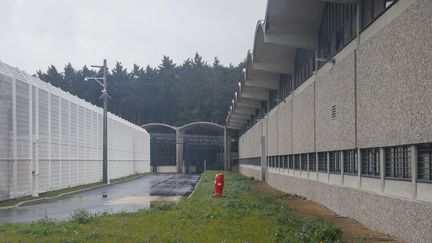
(234, 0, 432, 242)
(267, 171, 432, 243)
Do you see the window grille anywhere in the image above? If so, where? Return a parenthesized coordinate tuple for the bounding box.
(385, 146, 411, 179)
(344, 150, 358, 175)
(417, 144, 432, 181)
(301, 154, 308, 171)
(288, 155, 294, 169)
(283, 155, 288, 169)
(329, 151, 341, 173)
(361, 148, 380, 176)
(309, 153, 316, 171)
(294, 154, 301, 170)
(318, 152, 327, 172)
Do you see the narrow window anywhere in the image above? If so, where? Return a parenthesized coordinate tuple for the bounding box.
(318, 152, 328, 172)
(343, 149, 358, 175)
(361, 148, 380, 176)
(309, 153, 317, 171)
(418, 144, 432, 181)
(385, 146, 411, 179)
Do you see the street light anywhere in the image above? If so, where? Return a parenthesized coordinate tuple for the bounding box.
(84, 59, 109, 184)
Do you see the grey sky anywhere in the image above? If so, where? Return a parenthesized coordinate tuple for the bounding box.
(0, 0, 267, 74)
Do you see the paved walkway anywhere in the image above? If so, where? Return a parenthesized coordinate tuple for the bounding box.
(0, 174, 200, 223)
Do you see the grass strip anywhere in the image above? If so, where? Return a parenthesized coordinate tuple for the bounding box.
(0, 171, 342, 242)
(0, 173, 148, 208)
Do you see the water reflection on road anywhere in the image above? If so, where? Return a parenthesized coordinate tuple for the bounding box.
(0, 174, 199, 223)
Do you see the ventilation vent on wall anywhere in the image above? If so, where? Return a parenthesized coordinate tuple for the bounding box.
(331, 105, 337, 120)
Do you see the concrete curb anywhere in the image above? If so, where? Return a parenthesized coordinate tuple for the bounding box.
(188, 173, 204, 199)
(0, 173, 150, 210)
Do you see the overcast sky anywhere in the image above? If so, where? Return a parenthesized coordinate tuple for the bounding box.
(0, 0, 267, 74)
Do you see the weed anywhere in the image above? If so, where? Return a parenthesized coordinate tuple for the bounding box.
(18, 217, 63, 236)
(86, 231, 99, 240)
(295, 219, 343, 242)
(70, 209, 96, 224)
(150, 201, 174, 211)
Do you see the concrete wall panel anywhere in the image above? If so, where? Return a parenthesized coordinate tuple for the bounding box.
(315, 53, 355, 152)
(239, 165, 261, 180)
(357, 0, 432, 148)
(267, 109, 278, 156)
(292, 84, 315, 154)
(267, 172, 432, 243)
(359, 177, 381, 194)
(277, 100, 291, 155)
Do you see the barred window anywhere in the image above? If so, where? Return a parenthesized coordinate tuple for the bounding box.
(301, 154, 308, 170)
(343, 150, 358, 175)
(288, 155, 294, 169)
(318, 152, 327, 172)
(329, 151, 341, 173)
(294, 154, 301, 170)
(418, 144, 432, 181)
(309, 153, 316, 171)
(385, 146, 411, 179)
(361, 148, 380, 176)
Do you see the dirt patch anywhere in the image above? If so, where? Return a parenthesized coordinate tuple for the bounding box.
(256, 183, 401, 243)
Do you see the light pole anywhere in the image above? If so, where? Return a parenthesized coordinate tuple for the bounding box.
(85, 59, 109, 184)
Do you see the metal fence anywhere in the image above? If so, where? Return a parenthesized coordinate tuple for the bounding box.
(0, 61, 150, 201)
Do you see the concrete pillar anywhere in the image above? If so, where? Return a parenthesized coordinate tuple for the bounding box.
(176, 130, 184, 173)
(224, 128, 231, 171)
(11, 78, 17, 198)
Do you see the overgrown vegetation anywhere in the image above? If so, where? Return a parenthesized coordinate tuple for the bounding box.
(0, 171, 342, 242)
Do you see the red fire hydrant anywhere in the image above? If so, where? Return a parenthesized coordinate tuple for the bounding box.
(214, 173, 224, 197)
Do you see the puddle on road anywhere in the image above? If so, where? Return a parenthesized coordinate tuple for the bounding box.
(105, 196, 182, 206)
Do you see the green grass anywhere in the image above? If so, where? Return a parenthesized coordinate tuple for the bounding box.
(0, 171, 342, 242)
(0, 173, 148, 208)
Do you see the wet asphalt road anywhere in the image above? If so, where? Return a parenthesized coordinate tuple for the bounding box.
(0, 174, 200, 223)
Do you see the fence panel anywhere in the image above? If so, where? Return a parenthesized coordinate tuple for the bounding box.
(0, 61, 150, 201)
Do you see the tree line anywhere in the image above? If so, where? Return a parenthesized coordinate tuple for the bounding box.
(36, 53, 245, 126)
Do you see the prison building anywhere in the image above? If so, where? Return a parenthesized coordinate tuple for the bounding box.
(225, 0, 432, 242)
(0, 61, 150, 201)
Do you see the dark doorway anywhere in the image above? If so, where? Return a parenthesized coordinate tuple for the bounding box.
(180, 123, 224, 174)
(145, 124, 176, 173)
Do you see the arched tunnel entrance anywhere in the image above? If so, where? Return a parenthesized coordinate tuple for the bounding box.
(179, 123, 225, 174)
(142, 122, 234, 174)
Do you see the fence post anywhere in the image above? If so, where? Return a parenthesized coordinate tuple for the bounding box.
(48, 94, 51, 190)
(29, 83, 34, 197)
(59, 99, 62, 189)
(33, 88, 39, 197)
(11, 78, 17, 198)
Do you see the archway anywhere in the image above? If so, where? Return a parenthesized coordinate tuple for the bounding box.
(178, 122, 225, 174)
